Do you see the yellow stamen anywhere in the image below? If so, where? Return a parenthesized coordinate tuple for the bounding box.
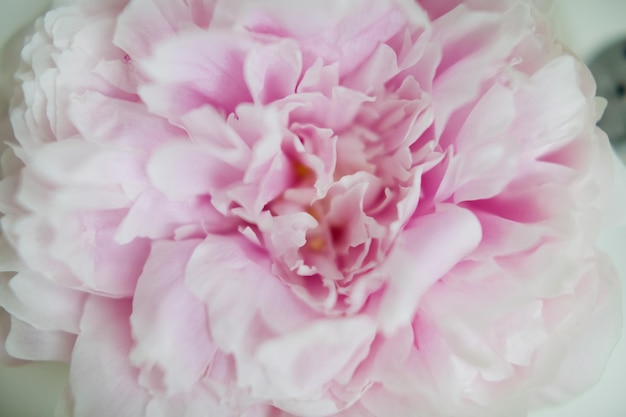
(307, 236, 326, 251)
(306, 206, 320, 221)
(294, 161, 314, 181)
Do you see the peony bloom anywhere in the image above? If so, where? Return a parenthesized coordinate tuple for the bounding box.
(0, 0, 624, 416)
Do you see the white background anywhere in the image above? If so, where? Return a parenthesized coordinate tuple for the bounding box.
(0, 0, 625, 416)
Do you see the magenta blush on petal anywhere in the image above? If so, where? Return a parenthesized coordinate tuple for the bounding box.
(138, 31, 253, 118)
(0, 0, 623, 416)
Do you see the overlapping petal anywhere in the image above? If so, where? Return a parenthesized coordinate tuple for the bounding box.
(0, 0, 623, 416)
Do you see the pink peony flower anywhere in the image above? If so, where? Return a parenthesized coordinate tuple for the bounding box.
(0, 0, 624, 416)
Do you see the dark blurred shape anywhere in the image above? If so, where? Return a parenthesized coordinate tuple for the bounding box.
(589, 39, 626, 148)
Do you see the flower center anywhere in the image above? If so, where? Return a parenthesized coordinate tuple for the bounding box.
(257, 130, 410, 311)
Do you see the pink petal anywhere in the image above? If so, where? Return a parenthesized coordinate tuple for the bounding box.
(0, 271, 85, 333)
(432, 3, 532, 137)
(27, 140, 147, 189)
(470, 211, 543, 260)
(342, 43, 400, 94)
(444, 83, 517, 203)
(513, 56, 592, 156)
(534, 256, 622, 403)
(256, 317, 376, 399)
(139, 32, 252, 117)
(5, 317, 75, 362)
(115, 189, 232, 244)
(147, 141, 243, 201)
(47, 210, 151, 297)
(378, 205, 482, 333)
(69, 91, 185, 151)
(114, 0, 216, 59)
(180, 106, 251, 166)
(70, 297, 148, 417)
(213, 0, 409, 75)
(185, 234, 321, 399)
(129, 239, 217, 395)
(0, 306, 23, 365)
(244, 39, 302, 104)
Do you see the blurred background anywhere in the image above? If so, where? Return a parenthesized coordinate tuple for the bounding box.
(0, 0, 625, 416)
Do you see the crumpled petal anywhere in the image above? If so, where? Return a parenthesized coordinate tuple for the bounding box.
(0, 0, 623, 416)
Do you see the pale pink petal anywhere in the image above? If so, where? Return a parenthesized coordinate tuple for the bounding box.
(185, 234, 316, 346)
(143, 389, 238, 417)
(0, 271, 85, 333)
(179, 106, 251, 166)
(184, 235, 326, 402)
(534, 256, 622, 404)
(70, 297, 149, 417)
(27, 140, 147, 189)
(513, 56, 593, 156)
(432, 3, 532, 138)
(255, 317, 376, 399)
(443, 83, 518, 203)
(348, 325, 414, 388)
(47, 210, 151, 297)
(0, 306, 23, 365)
(342, 43, 401, 94)
(139, 32, 252, 117)
(378, 205, 482, 333)
(114, 0, 216, 59)
(69, 91, 185, 150)
(147, 141, 242, 201)
(470, 210, 543, 260)
(296, 60, 339, 96)
(244, 40, 302, 104)
(115, 189, 233, 244)
(5, 317, 76, 362)
(0, 1, 622, 416)
(130, 239, 216, 395)
(213, 0, 410, 75)
(278, 88, 373, 132)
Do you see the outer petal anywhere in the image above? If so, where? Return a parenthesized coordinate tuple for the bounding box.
(533, 255, 622, 404)
(0, 271, 85, 334)
(431, 2, 532, 138)
(68, 91, 185, 151)
(70, 297, 148, 417)
(130, 239, 217, 395)
(5, 317, 75, 362)
(114, 0, 216, 58)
